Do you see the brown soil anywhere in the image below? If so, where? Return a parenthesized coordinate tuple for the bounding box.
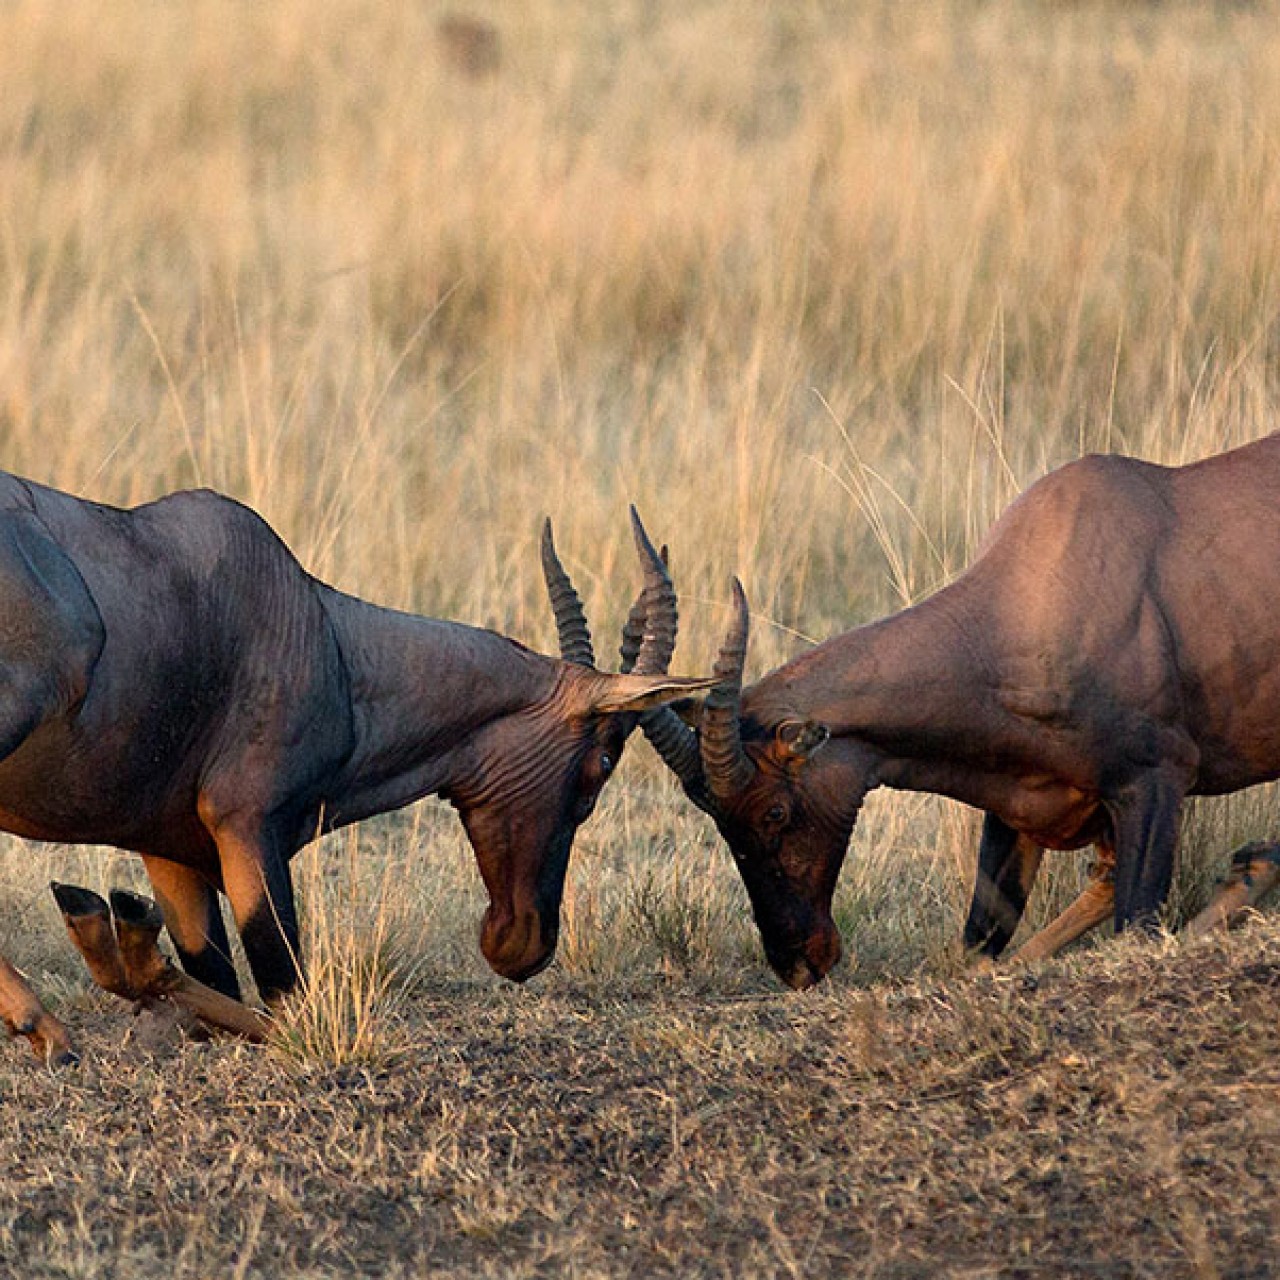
(2, 920, 1277, 1279)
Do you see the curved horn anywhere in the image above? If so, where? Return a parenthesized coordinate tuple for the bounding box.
(540, 519, 595, 667)
(701, 578, 754, 801)
(617, 515, 713, 802)
(619, 546, 665, 675)
(641, 704, 713, 808)
(625, 506, 678, 677)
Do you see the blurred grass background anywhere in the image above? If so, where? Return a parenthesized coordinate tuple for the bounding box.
(2, 0, 1279, 1015)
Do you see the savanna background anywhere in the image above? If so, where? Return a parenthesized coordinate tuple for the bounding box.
(1, 1, 1278, 1275)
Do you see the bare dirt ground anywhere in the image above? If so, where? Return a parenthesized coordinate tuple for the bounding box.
(2, 916, 1276, 1279)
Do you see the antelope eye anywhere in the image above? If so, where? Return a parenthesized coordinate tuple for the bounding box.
(599, 753, 614, 777)
(765, 802, 790, 827)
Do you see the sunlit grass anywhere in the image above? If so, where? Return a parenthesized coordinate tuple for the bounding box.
(0, 0, 1278, 1059)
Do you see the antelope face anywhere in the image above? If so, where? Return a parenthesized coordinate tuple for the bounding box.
(454, 511, 714, 983)
(452, 705, 629, 982)
(639, 580, 872, 989)
(703, 722, 870, 989)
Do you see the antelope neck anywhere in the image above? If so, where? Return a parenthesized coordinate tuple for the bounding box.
(317, 586, 560, 825)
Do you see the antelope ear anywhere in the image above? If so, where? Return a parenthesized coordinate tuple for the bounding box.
(586, 673, 719, 715)
(774, 719, 830, 763)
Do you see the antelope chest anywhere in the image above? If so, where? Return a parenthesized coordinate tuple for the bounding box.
(999, 777, 1105, 851)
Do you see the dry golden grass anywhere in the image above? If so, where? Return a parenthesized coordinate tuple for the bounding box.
(1, 0, 1280, 1274)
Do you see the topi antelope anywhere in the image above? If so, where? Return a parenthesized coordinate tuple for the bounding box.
(642, 434, 1280, 988)
(0, 473, 711, 1063)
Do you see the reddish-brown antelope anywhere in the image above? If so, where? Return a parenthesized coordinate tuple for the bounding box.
(0, 474, 711, 1063)
(643, 435, 1280, 987)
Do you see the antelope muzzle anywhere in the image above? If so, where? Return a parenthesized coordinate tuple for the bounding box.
(480, 904, 558, 983)
(764, 916, 843, 991)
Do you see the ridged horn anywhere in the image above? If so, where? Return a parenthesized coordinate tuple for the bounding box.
(619, 549, 663, 674)
(616, 514, 712, 802)
(701, 578, 754, 801)
(625, 506, 678, 677)
(540, 519, 595, 667)
(641, 703, 713, 808)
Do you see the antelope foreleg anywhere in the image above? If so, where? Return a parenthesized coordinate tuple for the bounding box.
(52, 883, 270, 1042)
(0, 951, 76, 1066)
(141, 855, 241, 1000)
(1184, 841, 1280, 940)
(52, 881, 135, 998)
(964, 814, 1045, 959)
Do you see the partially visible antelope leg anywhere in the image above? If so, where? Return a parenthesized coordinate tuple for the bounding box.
(1007, 848, 1116, 966)
(1184, 841, 1280, 939)
(964, 814, 1045, 959)
(53, 883, 270, 1042)
(0, 952, 76, 1066)
(52, 882, 135, 998)
(141, 855, 241, 1000)
(107, 890, 272, 1042)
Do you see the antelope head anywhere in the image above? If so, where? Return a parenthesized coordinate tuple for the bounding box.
(639, 581, 873, 989)
(450, 510, 715, 982)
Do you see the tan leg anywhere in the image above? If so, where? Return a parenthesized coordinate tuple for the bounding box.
(0, 951, 76, 1066)
(1184, 841, 1280, 940)
(141, 855, 241, 1000)
(1007, 847, 1116, 966)
(52, 883, 271, 1042)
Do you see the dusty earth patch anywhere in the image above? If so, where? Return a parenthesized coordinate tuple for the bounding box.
(2, 919, 1276, 1278)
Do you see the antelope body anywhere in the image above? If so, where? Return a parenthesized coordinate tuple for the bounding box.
(0, 472, 707, 1061)
(646, 434, 1280, 986)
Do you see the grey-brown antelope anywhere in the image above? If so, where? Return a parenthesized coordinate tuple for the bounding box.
(642, 434, 1280, 987)
(0, 473, 711, 1063)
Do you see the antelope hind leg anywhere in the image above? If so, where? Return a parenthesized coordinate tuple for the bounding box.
(109, 890, 271, 1042)
(1184, 841, 1280, 940)
(0, 951, 76, 1066)
(1006, 850, 1117, 966)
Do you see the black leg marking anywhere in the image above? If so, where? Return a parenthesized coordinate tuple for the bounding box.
(1109, 774, 1183, 933)
(237, 854, 301, 1004)
(964, 812, 1043, 958)
(174, 902, 242, 1002)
